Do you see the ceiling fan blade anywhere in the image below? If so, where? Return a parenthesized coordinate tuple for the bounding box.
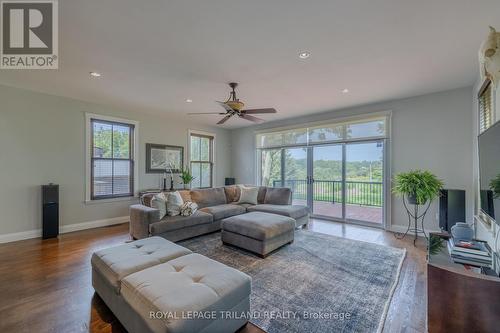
(217, 114, 233, 125)
(240, 114, 264, 123)
(241, 108, 277, 114)
(216, 101, 235, 113)
(188, 112, 227, 115)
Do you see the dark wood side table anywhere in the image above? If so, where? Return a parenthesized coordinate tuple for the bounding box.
(427, 232, 500, 332)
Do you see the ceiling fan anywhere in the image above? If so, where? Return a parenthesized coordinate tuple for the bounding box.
(188, 82, 277, 124)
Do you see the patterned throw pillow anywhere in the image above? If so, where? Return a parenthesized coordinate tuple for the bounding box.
(180, 202, 198, 216)
(237, 185, 259, 205)
(150, 192, 168, 219)
(167, 191, 184, 216)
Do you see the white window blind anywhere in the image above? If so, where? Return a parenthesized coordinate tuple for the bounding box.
(256, 116, 388, 148)
(479, 80, 493, 133)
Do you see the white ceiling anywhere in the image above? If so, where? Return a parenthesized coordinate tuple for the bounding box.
(1, 0, 499, 128)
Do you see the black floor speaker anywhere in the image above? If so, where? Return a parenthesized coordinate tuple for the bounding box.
(439, 189, 466, 232)
(42, 184, 59, 239)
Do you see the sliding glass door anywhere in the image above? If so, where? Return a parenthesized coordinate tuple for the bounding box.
(312, 145, 343, 219)
(261, 140, 385, 227)
(283, 148, 308, 205)
(345, 141, 384, 224)
(257, 115, 388, 228)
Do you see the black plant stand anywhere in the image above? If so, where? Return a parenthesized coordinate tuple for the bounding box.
(395, 195, 431, 246)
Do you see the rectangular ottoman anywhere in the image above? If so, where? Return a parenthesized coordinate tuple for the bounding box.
(122, 253, 251, 333)
(91, 236, 192, 293)
(221, 211, 295, 257)
(92, 237, 251, 333)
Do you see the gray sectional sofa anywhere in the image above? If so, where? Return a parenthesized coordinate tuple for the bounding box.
(129, 185, 309, 242)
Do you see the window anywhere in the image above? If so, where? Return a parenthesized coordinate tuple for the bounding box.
(87, 115, 137, 200)
(256, 115, 388, 149)
(479, 79, 493, 133)
(190, 132, 214, 188)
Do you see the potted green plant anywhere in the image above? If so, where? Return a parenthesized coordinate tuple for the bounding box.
(489, 174, 500, 198)
(180, 168, 195, 189)
(393, 170, 444, 205)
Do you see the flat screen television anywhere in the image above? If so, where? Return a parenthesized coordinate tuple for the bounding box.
(478, 120, 500, 226)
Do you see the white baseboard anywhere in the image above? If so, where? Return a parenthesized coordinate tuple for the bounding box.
(0, 229, 43, 244)
(0, 216, 129, 244)
(60, 216, 129, 234)
(388, 224, 441, 235)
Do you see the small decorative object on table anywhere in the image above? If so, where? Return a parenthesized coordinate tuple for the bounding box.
(393, 170, 444, 245)
(450, 222, 474, 241)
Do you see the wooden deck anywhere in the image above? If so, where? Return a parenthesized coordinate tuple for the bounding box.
(293, 199, 383, 224)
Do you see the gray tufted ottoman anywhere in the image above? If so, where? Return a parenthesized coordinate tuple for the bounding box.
(92, 236, 251, 333)
(221, 211, 295, 257)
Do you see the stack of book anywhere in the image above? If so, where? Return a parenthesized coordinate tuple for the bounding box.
(447, 238, 492, 268)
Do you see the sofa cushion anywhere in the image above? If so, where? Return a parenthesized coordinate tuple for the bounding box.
(150, 211, 213, 234)
(264, 187, 292, 205)
(178, 190, 192, 203)
(224, 185, 241, 203)
(121, 253, 251, 333)
(150, 193, 168, 219)
(257, 186, 267, 204)
(91, 236, 191, 293)
(200, 204, 246, 221)
(167, 191, 184, 216)
(141, 193, 155, 207)
(190, 188, 227, 208)
(222, 212, 295, 240)
(237, 186, 259, 205)
(231, 202, 254, 210)
(247, 204, 309, 220)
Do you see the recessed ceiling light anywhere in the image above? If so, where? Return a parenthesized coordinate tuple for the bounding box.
(299, 51, 311, 59)
(342, 88, 349, 94)
(186, 99, 193, 103)
(89, 72, 102, 78)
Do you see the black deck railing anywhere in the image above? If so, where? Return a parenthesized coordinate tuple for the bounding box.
(272, 179, 383, 207)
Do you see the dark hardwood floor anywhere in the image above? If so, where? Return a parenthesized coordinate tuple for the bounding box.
(0, 219, 427, 333)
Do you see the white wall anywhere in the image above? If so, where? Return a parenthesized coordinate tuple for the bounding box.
(231, 87, 474, 231)
(0, 84, 232, 238)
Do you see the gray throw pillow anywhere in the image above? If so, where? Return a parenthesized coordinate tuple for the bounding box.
(167, 191, 184, 216)
(237, 186, 258, 205)
(150, 193, 167, 219)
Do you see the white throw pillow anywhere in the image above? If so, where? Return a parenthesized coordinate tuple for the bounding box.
(167, 191, 184, 216)
(180, 202, 198, 216)
(150, 192, 168, 219)
(237, 186, 258, 205)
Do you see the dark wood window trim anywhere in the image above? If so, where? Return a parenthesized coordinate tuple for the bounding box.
(190, 133, 214, 189)
(90, 118, 135, 200)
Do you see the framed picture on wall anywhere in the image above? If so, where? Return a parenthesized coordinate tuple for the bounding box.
(146, 144, 183, 173)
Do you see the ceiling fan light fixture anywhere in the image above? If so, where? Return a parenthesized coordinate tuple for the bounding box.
(226, 100, 245, 111)
(342, 88, 349, 94)
(185, 98, 193, 103)
(299, 51, 311, 59)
